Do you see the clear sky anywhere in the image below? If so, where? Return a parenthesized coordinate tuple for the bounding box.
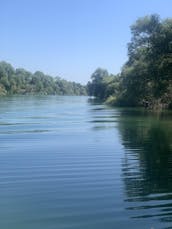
(1, 0, 171, 84)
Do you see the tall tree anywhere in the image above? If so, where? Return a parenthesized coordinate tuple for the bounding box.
(121, 14, 172, 109)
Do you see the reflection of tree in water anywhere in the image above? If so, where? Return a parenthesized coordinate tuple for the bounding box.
(118, 109, 172, 223)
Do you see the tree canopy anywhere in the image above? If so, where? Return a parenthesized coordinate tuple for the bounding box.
(87, 14, 172, 109)
(0, 61, 87, 96)
(87, 68, 121, 103)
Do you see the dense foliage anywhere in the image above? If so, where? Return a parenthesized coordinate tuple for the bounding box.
(0, 61, 86, 96)
(87, 68, 121, 104)
(87, 15, 172, 109)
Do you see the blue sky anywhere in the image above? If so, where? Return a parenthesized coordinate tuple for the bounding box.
(1, 0, 172, 84)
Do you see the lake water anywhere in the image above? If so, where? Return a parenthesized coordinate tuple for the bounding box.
(0, 96, 172, 229)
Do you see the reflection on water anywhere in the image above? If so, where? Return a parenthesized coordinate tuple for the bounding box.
(118, 109, 172, 225)
(0, 96, 172, 229)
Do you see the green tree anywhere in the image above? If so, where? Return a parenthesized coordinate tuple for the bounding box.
(121, 14, 172, 109)
(0, 61, 87, 96)
(87, 68, 121, 104)
(87, 68, 109, 99)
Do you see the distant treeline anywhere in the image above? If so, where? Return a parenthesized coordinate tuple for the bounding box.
(87, 14, 172, 109)
(0, 62, 86, 96)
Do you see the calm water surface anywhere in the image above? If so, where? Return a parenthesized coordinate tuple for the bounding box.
(0, 96, 172, 229)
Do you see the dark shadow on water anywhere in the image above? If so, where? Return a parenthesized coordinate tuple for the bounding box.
(117, 109, 172, 225)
